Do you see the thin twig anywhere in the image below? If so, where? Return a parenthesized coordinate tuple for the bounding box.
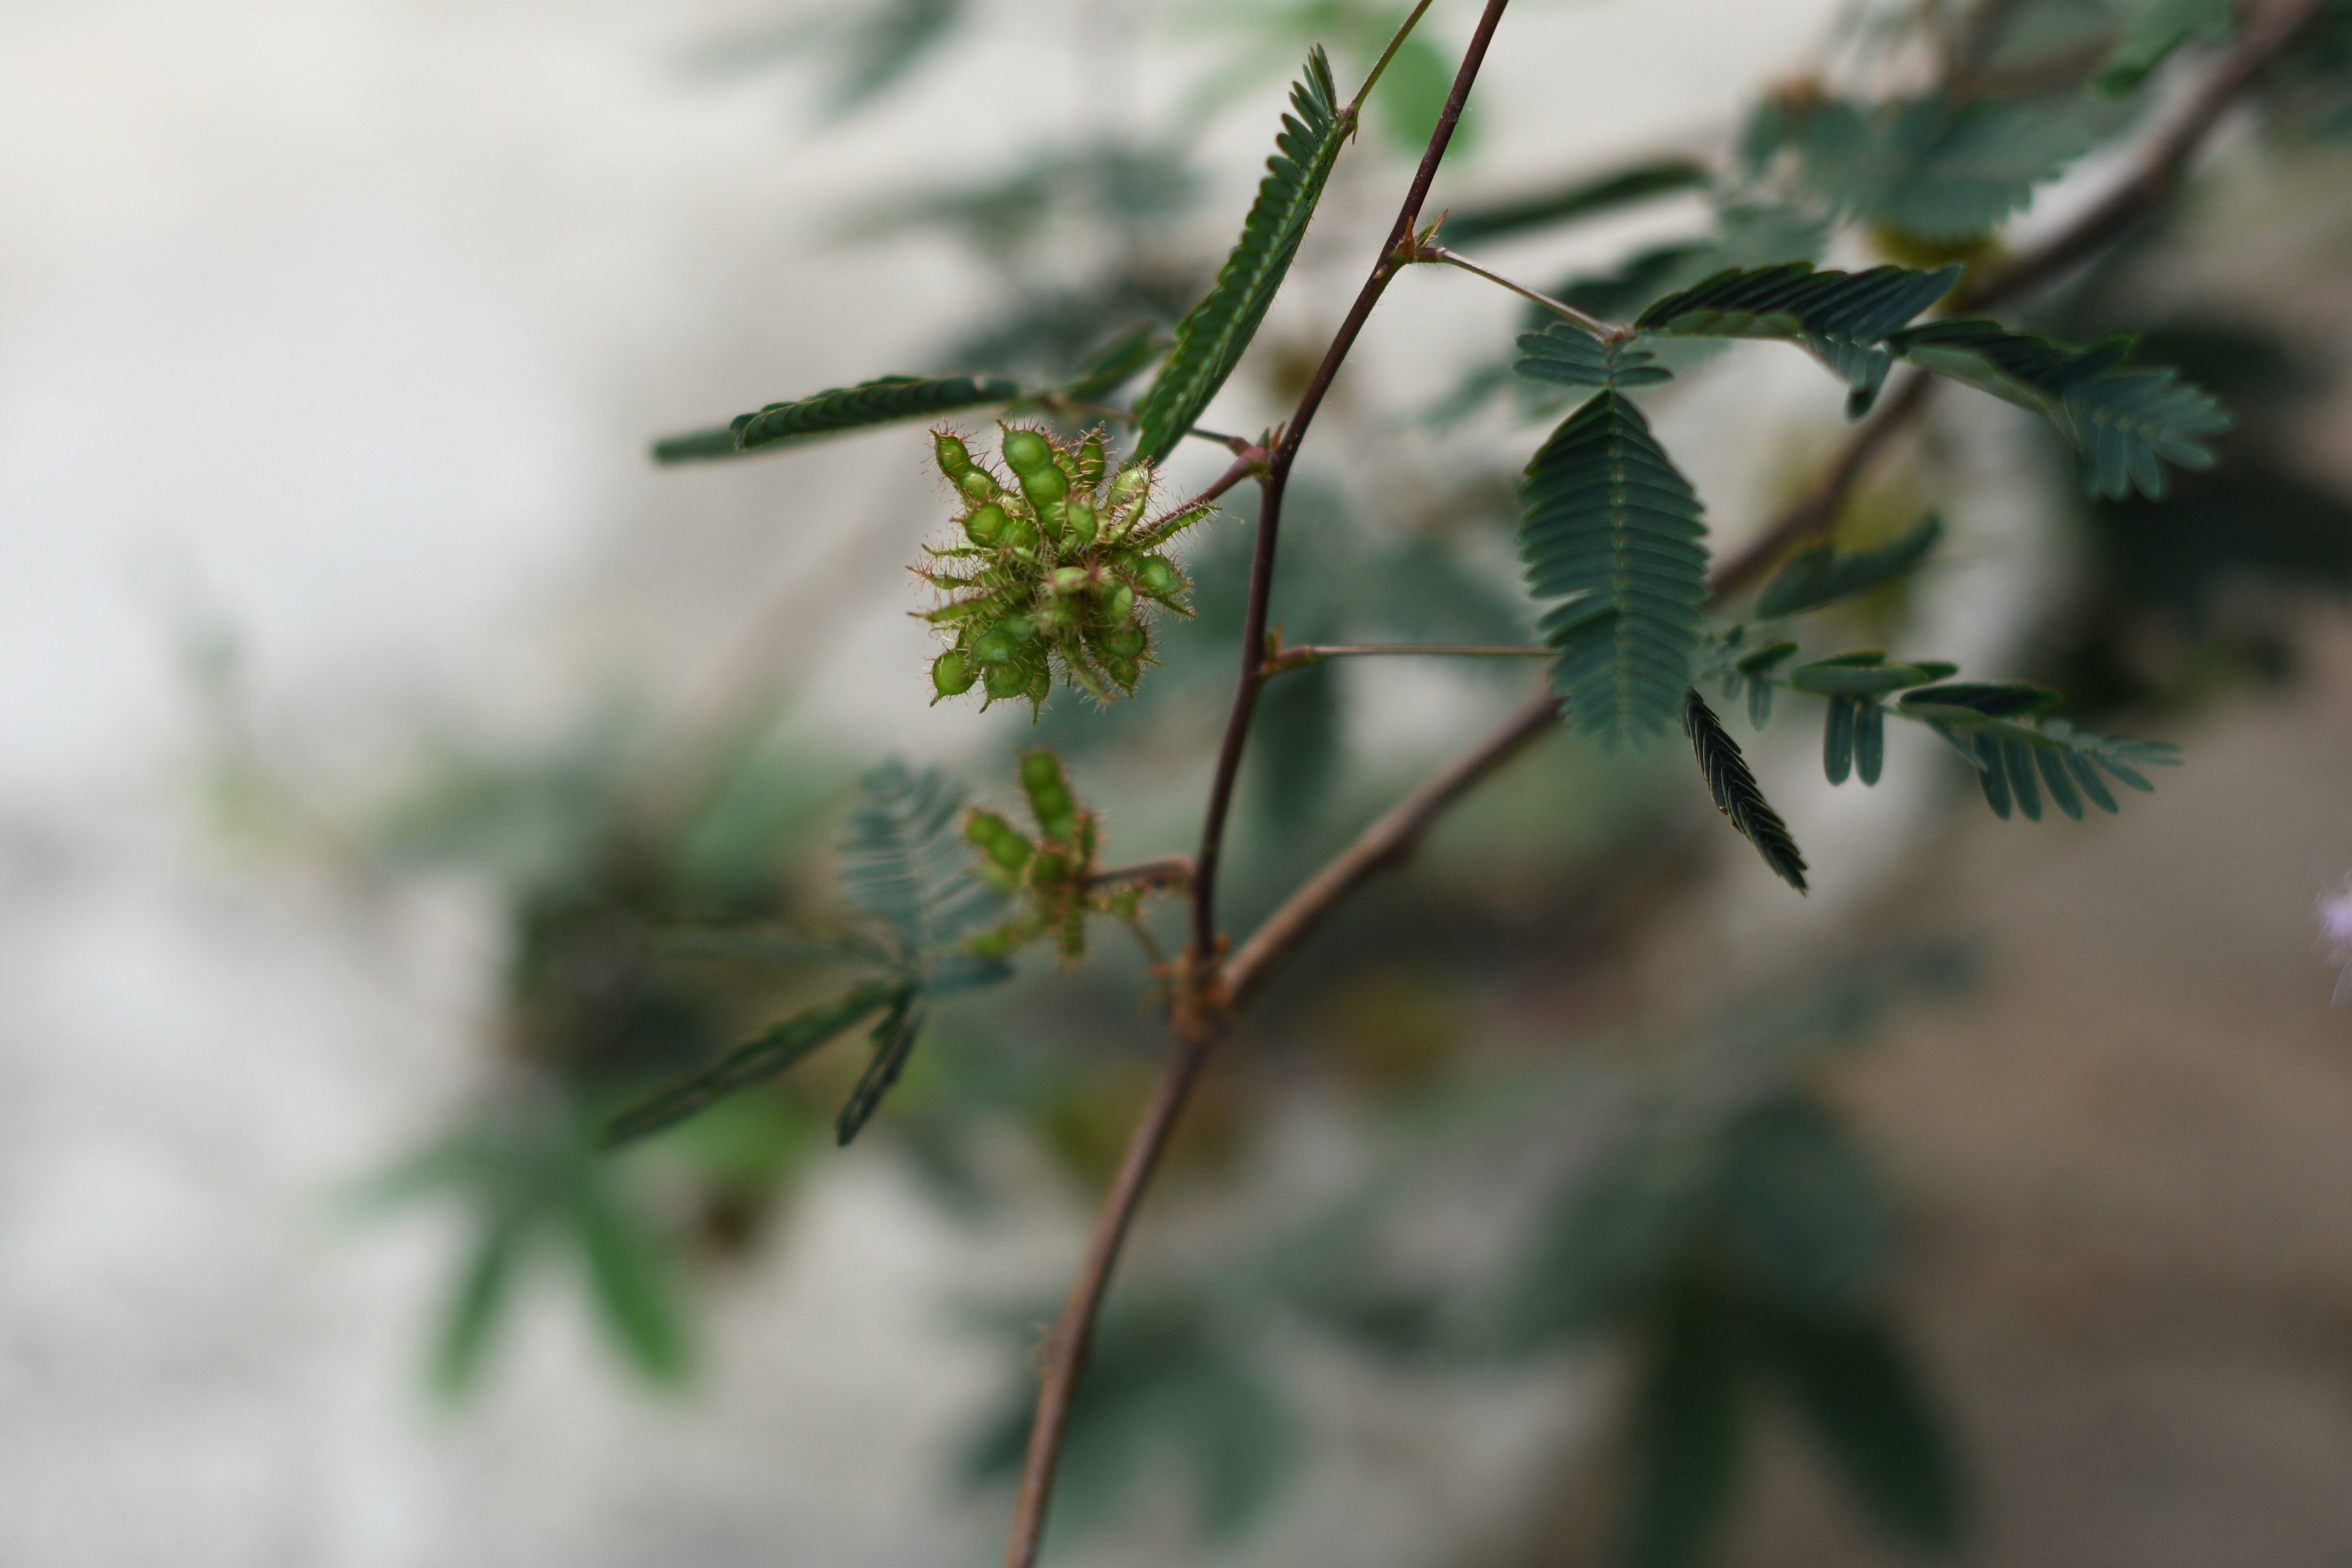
(1087, 855, 1195, 891)
(1262, 642, 1551, 676)
(998, 12, 1513, 1568)
(1190, 0, 1516, 973)
(1352, 0, 1444, 115)
(1418, 243, 1626, 339)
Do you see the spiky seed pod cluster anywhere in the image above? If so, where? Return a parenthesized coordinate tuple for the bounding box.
(964, 751, 1144, 965)
(919, 424, 1209, 712)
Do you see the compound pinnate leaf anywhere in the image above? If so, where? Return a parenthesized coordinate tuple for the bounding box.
(1890, 319, 2229, 499)
(843, 759, 1005, 963)
(1519, 392, 1711, 750)
(602, 981, 902, 1149)
(1132, 50, 1348, 465)
(1755, 513, 1943, 618)
(1791, 94, 2115, 241)
(1443, 158, 1712, 247)
(1638, 263, 1960, 415)
(1683, 691, 1808, 892)
(835, 989, 925, 1146)
(653, 374, 1025, 463)
(1514, 325, 1673, 391)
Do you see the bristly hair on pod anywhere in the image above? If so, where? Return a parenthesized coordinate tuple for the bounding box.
(914, 422, 1215, 716)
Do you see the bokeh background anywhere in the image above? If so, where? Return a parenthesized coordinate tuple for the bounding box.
(5, 1, 2352, 1565)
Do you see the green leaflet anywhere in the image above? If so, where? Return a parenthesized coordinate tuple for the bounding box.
(1622, 1282, 1747, 1568)
(1442, 157, 1712, 246)
(1787, 93, 2119, 242)
(603, 981, 903, 1148)
(651, 373, 1026, 464)
(1636, 262, 1960, 416)
(1894, 682, 2181, 820)
(2097, 0, 2233, 94)
(605, 761, 1014, 1151)
(1681, 691, 1808, 892)
(1753, 1313, 1966, 1553)
(1132, 49, 1348, 466)
(1514, 324, 1673, 391)
(1755, 514, 1943, 618)
(1890, 319, 2230, 499)
(1519, 392, 1712, 750)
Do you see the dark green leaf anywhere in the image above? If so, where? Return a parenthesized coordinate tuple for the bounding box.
(1716, 1098, 1890, 1312)
(1755, 514, 1943, 618)
(1495, 1125, 1700, 1352)
(1789, 651, 1951, 695)
(653, 374, 1026, 464)
(567, 1156, 690, 1382)
(1898, 681, 2064, 718)
(1891, 319, 2229, 499)
(2066, 751, 2120, 813)
(1133, 50, 1349, 465)
(842, 759, 1005, 963)
(1058, 325, 1170, 404)
(1620, 1282, 1746, 1568)
(1791, 94, 2117, 241)
(431, 1212, 525, 1397)
(1755, 1314, 1966, 1553)
(2004, 739, 2043, 820)
(2035, 746, 2084, 819)
(1519, 392, 1712, 749)
(1637, 264, 1959, 414)
(1683, 690, 1808, 891)
(1824, 695, 1856, 784)
(1514, 324, 1673, 391)
(1973, 732, 2012, 818)
(1443, 158, 1712, 246)
(836, 989, 925, 1144)
(2097, 0, 2232, 93)
(603, 981, 900, 1148)
(1855, 701, 1885, 785)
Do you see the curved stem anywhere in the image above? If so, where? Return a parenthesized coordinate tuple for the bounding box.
(1190, 0, 1516, 974)
(1262, 642, 1551, 677)
(1352, 0, 1443, 114)
(1418, 243, 1626, 339)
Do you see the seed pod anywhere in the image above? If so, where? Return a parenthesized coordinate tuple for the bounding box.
(1074, 432, 1106, 492)
(959, 469, 998, 501)
(931, 650, 976, 696)
(984, 658, 1031, 698)
(999, 613, 1037, 642)
(1101, 623, 1146, 660)
(934, 432, 976, 483)
(1002, 429, 1052, 474)
(1100, 582, 1136, 624)
(1037, 596, 1078, 630)
(1020, 463, 1069, 513)
(1103, 654, 1141, 687)
(973, 627, 1020, 666)
(1050, 565, 1091, 595)
(964, 502, 1010, 546)
(1135, 555, 1184, 600)
(1024, 661, 1051, 705)
(1063, 494, 1097, 548)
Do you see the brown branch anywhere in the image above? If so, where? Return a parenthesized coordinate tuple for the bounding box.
(1189, 0, 1516, 971)
(1087, 855, 1194, 891)
(999, 1023, 1220, 1568)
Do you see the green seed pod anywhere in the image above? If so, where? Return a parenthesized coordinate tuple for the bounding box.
(1020, 463, 1068, 511)
(964, 502, 1010, 546)
(1050, 565, 1091, 595)
(1101, 623, 1146, 660)
(1037, 596, 1078, 630)
(1036, 497, 1069, 542)
(1074, 432, 1106, 491)
(931, 650, 976, 696)
(934, 432, 975, 483)
(999, 613, 1037, 642)
(1063, 494, 1097, 547)
(959, 469, 997, 501)
(1135, 555, 1183, 599)
(973, 627, 1020, 666)
(1002, 429, 1051, 474)
(984, 658, 1031, 698)
(1024, 661, 1051, 705)
(1103, 655, 1141, 687)
(1098, 581, 1136, 624)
